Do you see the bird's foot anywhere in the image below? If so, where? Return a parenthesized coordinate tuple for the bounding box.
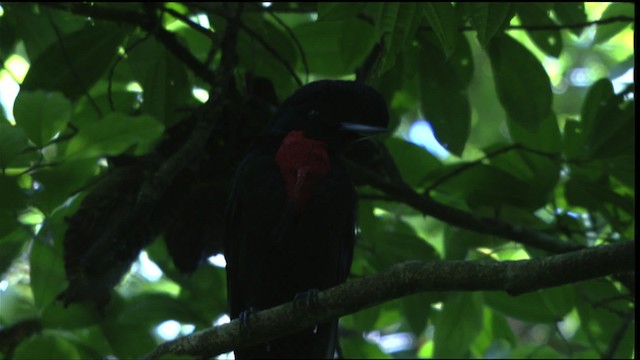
(293, 289, 320, 311)
(238, 307, 256, 336)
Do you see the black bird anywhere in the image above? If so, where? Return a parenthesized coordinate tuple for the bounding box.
(224, 80, 389, 359)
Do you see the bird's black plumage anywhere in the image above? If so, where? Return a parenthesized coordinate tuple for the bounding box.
(224, 80, 388, 359)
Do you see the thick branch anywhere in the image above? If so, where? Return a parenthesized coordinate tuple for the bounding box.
(143, 241, 634, 359)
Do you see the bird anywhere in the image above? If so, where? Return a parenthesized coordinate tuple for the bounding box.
(224, 80, 389, 359)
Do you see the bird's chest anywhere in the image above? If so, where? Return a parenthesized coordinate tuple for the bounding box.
(274, 130, 331, 210)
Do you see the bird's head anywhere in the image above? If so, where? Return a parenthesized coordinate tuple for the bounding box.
(270, 80, 389, 149)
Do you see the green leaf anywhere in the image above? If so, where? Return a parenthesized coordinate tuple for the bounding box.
(101, 296, 158, 358)
(553, 3, 587, 37)
(13, 333, 82, 360)
(318, 3, 366, 21)
(293, 18, 375, 77)
(423, 2, 459, 57)
(581, 78, 614, 132)
(339, 19, 379, 71)
(236, 13, 298, 99)
(484, 290, 564, 323)
(488, 34, 553, 131)
(585, 97, 634, 161)
(341, 332, 391, 359)
(504, 113, 561, 209)
(2, 4, 86, 60)
(434, 292, 483, 358)
(472, 308, 516, 356)
(377, 3, 423, 74)
(593, 3, 634, 44)
(118, 294, 202, 325)
(469, 3, 516, 47)
(402, 293, 437, 335)
(0, 118, 31, 170)
(384, 137, 442, 187)
(31, 159, 98, 214)
(21, 23, 128, 102)
(417, 33, 471, 156)
(434, 164, 534, 210)
(127, 39, 190, 127)
(13, 90, 72, 147)
(0, 228, 28, 275)
(565, 176, 634, 217)
(575, 279, 634, 358)
(29, 239, 67, 310)
(360, 210, 438, 271)
(65, 113, 164, 160)
(41, 302, 101, 330)
(517, 3, 563, 58)
(0, 175, 26, 210)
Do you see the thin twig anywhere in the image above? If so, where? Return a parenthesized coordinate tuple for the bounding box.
(45, 8, 102, 117)
(264, 7, 310, 83)
(602, 311, 634, 359)
(190, 3, 304, 87)
(107, 34, 152, 111)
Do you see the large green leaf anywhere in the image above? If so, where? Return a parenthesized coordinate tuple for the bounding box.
(469, 3, 516, 47)
(21, 22, 128, 102)
(2, 4, 86, 60)
(517, 3, 563, 58)
(41, 302, 101, 330)
(0, 228, 28, 275)
(417, 33, 472, 156)
(235, 13, 299, 99)
(565, 176, 634, 219)
(30, 239, 67, 310)
(432, 163, 535, 210)
(65, 113, 164, 160)
(118, 293, 202, 325)
(553, 3, 587, 37)
(471, 308, 516, 357)
(317, 3, 367, 21)
(0, 175, 26, 237)
(127, 38, 191, 127)
(434, 292, 483, 358)
(423, 2, 459, 57)
(488, 34, 553, 131)
(384, 137, 442, 187)
(100, 296, 158, 358)
(575, 279, 635, 359)
(13, 90, 72, 148)
(581, 79, 614, 135)
(31, 159, 98, 214)
(593, 3, 635, 44)
(503, 113, 562, 209)
(378, 3, 423, 74)
(484, 289, 566, 323)
(293, 18, 376, 77)
(0, 118, 31, 170)
(585, 97, 634, 161)
(13, 333, 82, 360)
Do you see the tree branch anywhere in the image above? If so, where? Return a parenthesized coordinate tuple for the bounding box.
(40, 2, 217, 85)
(143, 240, 634, 359)
(346, 156, 583, 254)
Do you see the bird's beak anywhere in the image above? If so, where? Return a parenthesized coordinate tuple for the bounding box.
(340, 122, 387, 134)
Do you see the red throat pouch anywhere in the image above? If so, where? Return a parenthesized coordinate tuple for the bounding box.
(275, 131, 331, 208)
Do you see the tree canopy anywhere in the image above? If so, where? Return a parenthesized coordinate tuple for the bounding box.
(0, 2, 635, 359)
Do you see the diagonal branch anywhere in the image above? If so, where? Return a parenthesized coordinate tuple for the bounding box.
(143, 240, 634, 359)
(346, 156, 583, 254)
(40, 2, 217, 85)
